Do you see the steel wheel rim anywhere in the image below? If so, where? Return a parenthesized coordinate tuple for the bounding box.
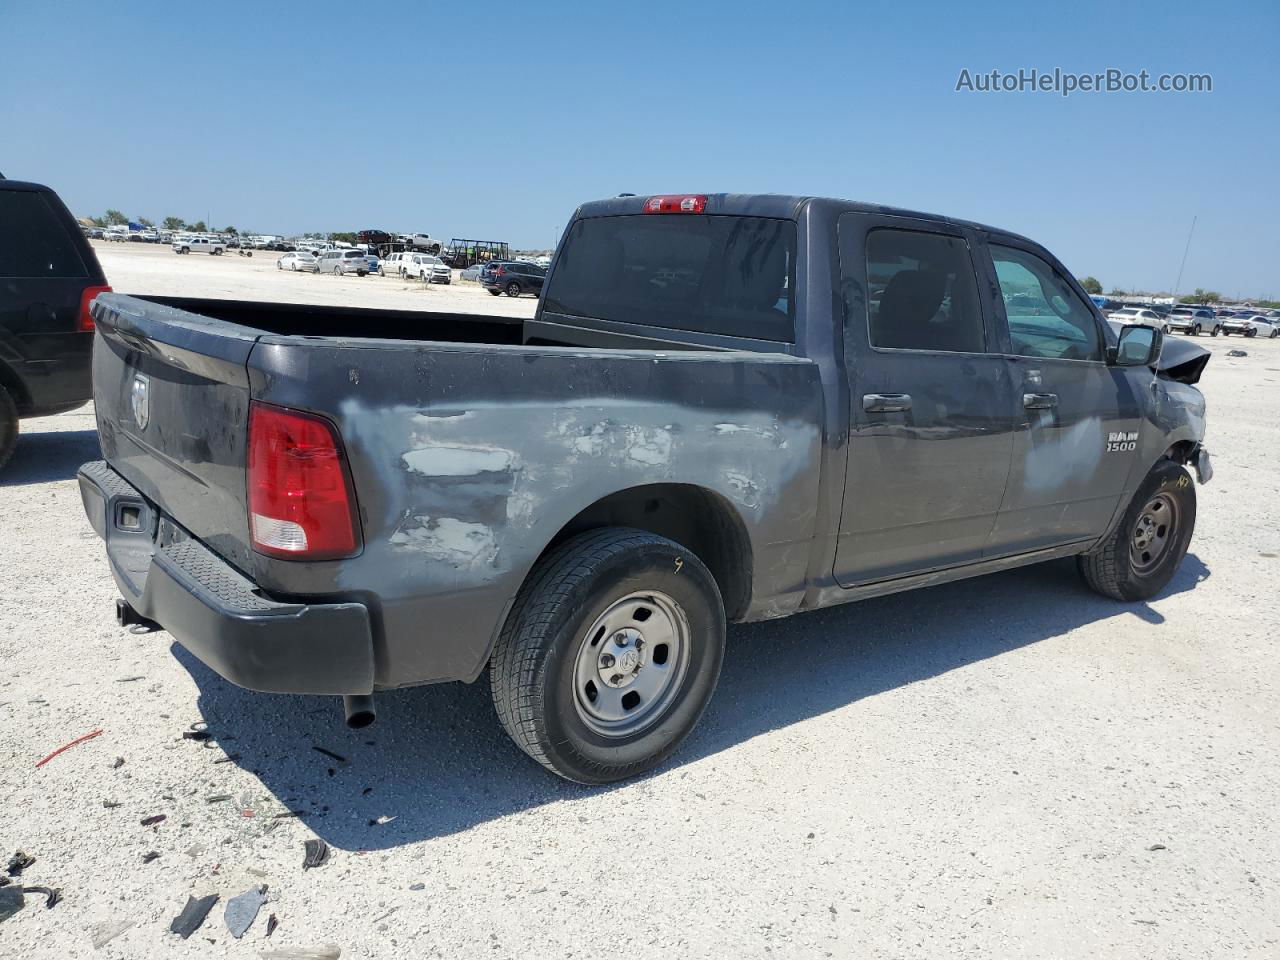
(1130, 492, 1179, 573)
(572, 590, 691, 738)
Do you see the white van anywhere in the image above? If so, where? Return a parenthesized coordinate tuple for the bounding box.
(317, 248, 370, 276)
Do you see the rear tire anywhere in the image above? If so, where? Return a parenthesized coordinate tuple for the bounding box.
(488, 288, 501, 296)
(1078, 459, 1196, 601)
(0, 385, 18, 472)
(490, 528, 726, 784)
(505, 281, 521, 297)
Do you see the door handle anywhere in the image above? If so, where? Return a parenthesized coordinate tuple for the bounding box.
(1023, 392, 1058, 410)
(863, 393, 912, 413)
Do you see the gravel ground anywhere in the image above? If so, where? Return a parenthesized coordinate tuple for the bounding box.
(1, 286, 1277, 957)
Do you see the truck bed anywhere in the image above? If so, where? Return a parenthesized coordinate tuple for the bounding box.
(88, 293, 824, 690)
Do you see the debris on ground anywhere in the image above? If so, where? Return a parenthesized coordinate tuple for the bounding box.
(408, 883, 425, 892)
(258, 946, 340, 959)
(102, 800, 120, 809)
(205, 794, 233, 803)
(368, 815, 397, 826)
(265, 913, 279, 937)
(7, 851, 35, 877)
(302, 839, 330, 870)
(140, 814, 167, 827)
(36, 728, 104, 767)
(90, 918, 135, 949)
(112, 757, 125, 769)
(142, 852, 160, 864)
(1228, 349, 1248, 357)
(169, 893, 219, 939)
(225, 884, 268, 939)
(213, 754, 241, 764)
(312, 746, 347, 764)
(23, 886, 61, 909)
(183, 723, 212, 742)
(115, 676, 145, 683)
(1147, 843, 1168, 851)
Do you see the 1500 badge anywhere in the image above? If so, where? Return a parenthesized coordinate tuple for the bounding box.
(1106, 430, 1138, 452)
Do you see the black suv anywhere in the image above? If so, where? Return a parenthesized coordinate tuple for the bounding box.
(481, 260, 546, 298)
(0, 178, 110, 469)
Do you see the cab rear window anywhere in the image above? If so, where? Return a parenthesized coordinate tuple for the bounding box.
(544, 215, 796, 343)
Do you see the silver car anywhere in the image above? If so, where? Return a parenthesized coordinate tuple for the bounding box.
(277, 251, 319, 273)
(317, 249, 370, 276)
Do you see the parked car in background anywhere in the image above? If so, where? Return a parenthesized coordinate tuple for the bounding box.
(318, 248, 369, 276)
(398, 233, 442, 254)
(404, 253, 451, 284)
(1110, 307, 1170, 332)
(172, 235, 226, 255)
(357, 229, 392, 246)
(0, 179, 110, 469)
(482, 260, 546, 297)
(382, 251, 411, 277)
(460, 262, 487, 281)
(1221, 313, 1279, 338)
(277, 251, 319, 273)
(1167, 306, 1220, 336)
(364, 253, 381, 275)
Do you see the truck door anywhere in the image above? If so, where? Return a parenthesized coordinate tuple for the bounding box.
(977, 238, 1143, 555)
(834, 215, 1018, 586)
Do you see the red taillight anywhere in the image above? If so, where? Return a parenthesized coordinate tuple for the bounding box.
(642, 195, 707, 214)
(247, 403, 359, 560)
(492, 265, 505, 276)
(79, 284, 112, 332)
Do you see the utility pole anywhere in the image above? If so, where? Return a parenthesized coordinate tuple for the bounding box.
(1172, 215, 1197, 297)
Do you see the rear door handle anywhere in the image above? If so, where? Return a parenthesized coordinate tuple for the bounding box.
(863, 393, 912, 413)
(1023, 392, 1058, 410)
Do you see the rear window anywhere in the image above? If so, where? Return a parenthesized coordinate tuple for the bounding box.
(544, 215, 796, 343)
(0, 190, 90, 278)
(343, 250, 363, 258)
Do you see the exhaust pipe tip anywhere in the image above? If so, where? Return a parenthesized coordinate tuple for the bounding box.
(342, 694, 376, 729)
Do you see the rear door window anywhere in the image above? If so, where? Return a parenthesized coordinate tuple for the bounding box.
(544, 215, 796, 342)
(864, 229, 985, 353)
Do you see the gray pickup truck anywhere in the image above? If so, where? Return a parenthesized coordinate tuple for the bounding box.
(79, 194, 1212, 783)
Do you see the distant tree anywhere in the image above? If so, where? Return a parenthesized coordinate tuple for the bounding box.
(162, 216, 185, 231)
(222, 226, 238, 236)
(328, 231, 357, 245)
(90, 215, 107, 227)
(103, 209, 127, 226)
(1180, 288, 1221, 305)
(1108, 287, 1127, 297)
(137, 217, 154, 228)
(1079, 276, 1103, 295)
(190, 220, 208, 232)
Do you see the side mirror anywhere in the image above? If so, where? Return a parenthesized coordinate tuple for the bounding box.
(1111, 323, 1163, 367)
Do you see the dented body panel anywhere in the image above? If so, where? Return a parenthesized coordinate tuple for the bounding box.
(81, 194, 1209, 697)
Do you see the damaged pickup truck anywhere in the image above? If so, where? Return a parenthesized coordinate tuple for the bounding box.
(79, 194, 1212, 783)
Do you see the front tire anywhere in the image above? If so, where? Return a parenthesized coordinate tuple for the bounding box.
(1078, 459, 1196, 601)
(490, 528, 726, 784)
(1192, 324, 1201, 336)
(0, 385, 18, 472)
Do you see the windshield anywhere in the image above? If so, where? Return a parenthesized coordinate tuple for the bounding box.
(544, 214, 796, 342)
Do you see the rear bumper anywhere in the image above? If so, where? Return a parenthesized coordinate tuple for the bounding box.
(78, 459, 376, 696)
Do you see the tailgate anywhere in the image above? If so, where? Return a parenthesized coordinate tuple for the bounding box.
(91, 293, 261, 574)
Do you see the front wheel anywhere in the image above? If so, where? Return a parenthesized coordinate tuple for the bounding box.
(1192, 324, 1201, 336)
(490, 528, 726, 784)
(1246, 328, 1257, 338)
(1078, 459, 1196, 601)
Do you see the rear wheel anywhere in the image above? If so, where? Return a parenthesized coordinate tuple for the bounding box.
(0, 385, 17, 471)
(505, 281, 522, 297)
(1246, 328, 1257, 338)
(1078, 459, 1196, 601)
(488, 288, 501, 296)
(490, 528, 726, 784)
